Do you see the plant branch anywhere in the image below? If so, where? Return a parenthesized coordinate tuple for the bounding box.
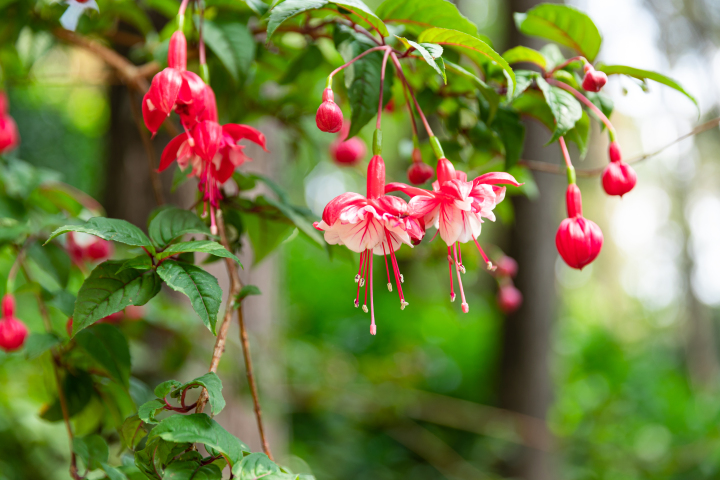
(389, 52, 435, 138)
(548, 78, 616, 138)
(127, 88, 166, 206)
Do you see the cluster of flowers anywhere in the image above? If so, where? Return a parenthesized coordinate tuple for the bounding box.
(0, 92, 19, 155)
(142, 30, 267, 234)
(0, 295, 28, 352)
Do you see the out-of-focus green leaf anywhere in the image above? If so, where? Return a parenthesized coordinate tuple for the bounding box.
(376, 0, 477, 35)
(41, 370, 94, 422)
(75, 323, 131, 386)
(236, 285, 261, 303)
(444, 60, 500, 123)
(597, 64, 698, 109)
(503, 46, 547, 69)
(201, 20, 255, 83)
(565, 109, 591, 159)
(73, 435, 109, 471)
(345, 46, 395, 138)
(492, 107, 526, 169)
(119, 414, 146, 451)
(47, 218, 153, 251)
(23, 332, 60, 359)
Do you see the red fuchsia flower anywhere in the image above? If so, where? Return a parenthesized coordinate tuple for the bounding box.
(160, 120, 267, 234)
(66, 232, 112, 264)
(316, 88, 343, 133)
(142, 68, 183, 135)
(556, 184, 603, 269)
(0, 294, 28, 352)
(85, 237, 113, 261)
(581, 65, 608, 93)
(314, 155, 424, 335)
(386, 158, 521, 312)
(602, 142, 637, 197)
(0, 92, 19, 154)
(407, 148, 434, 185)
(495, 255, 518, 278)
(330, 122, 366, 166)
(497, 283, 522, 314)
(60, 0, 99, 31)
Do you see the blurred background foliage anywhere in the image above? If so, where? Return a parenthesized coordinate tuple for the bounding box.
(2, 0, 720, 479)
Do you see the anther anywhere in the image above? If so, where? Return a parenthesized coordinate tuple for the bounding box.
(400, 300, 409, 310)
(362, 304, 368, 313)
(486, 261, 496, 272)
(355, 274, 361, 283)
(354, 299, 359, 308)
(387, 283, 392, 292)
(360, 278, 365, 287)
(450, 293, 456, 302)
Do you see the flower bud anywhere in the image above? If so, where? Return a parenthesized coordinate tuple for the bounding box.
(168, 31, 187, 71)
(495, 256, 518, 278)
(407, 161, 434, 185)
(85, 237, 113, 261)
(497, 284, 523, 314)
(608, 141, 622, 162)
(2, 294, 15, 318)
(602, 161, 637, 197)
(0, 91, 8, 116)
(0, 317, 28, 352)
(331, 137, 366, 165)
(316, 89, 343, 133)
(556, 185, 603, 269)
(581, 66, 608, 93)
(0, 113, 20, 153)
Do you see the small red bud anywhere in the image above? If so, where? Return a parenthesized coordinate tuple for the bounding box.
(495, 256, 518, 278)
(66, 317, 73, 336)
(2, 294, 15, 318)
(316, 89, 343, 133)
(411, 147, 422, 164)
(168, 31, 188, 71)
(556, 185, 603, 269)
(602, 161, 637, 197)
(497, 284, 523, 314)
(0, 114, 20, 153)
(608, 142, 622, 163)
(331, 137, 366, 165)
(0, 317, 28, 352)
(582, 67, 608, 92)
(407, 161, 434, 185)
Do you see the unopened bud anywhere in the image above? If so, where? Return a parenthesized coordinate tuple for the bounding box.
(316, 89, 343, 133)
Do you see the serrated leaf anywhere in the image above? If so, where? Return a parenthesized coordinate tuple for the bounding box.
(417, 27, 515, 98)
(155, 380, 184, 398)
(156, 240, 242, 266)
(502, 45, 546, 69)
(47, 217, 153, 251)
(138, 398, 166, 425)
(444, 60, 500, 123)
(117, 255, 153, 273)
(376, 0, 477, 35)
(232, 453, 280, 479)
(148, 207, 212, 248)
(148, 414, 250, 467)
(536, 77, 582, 143)
(236, 285, 261, 303)
(41, 370, 94, 422)
(398, 38, 445, 83)
(156, 261, 222, 334)
(345, 46, 394, 138)
(24, 332, 60, 359)
(201, 19, 255, 83)
(597, 64, 698, 109)
(514, 4, 602, 61)
(73, 261, 161, 336)
(73, 435, 109, 471)
(75, 324, 131, 386)
(119, 414, 147, 450)
(170, 373, 225, 416)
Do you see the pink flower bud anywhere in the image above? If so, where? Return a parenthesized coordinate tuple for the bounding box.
(316, 89, 343, 133)
(582, 67, 608, 93)
(0, 317, 28, 352)
(608, 141, 622, 163)
(366, 155, 386, 200)
(85, 238, 113, 261)
(497, 284, 522, 314)
(407, 161, 434, 185)
(168, 31, 187, 71)
(2, 294, 15, 318)
(556, 185, 603, 269)
(0, 91, 8, 116)
(495, 256, 518, 278)
(0, 114, 20, 153)
(331, 137, 366, 165)
(602, 161, 637, 197)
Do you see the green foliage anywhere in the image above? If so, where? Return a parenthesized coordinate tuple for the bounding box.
(202, 19, 255, 83)
(344, 46, 395, 138)
(536, 77, 583, 143)
(47, 217, 155, 252)
(397, 38, 446, 83)
(75, 323, 131, 386)
(597, 64, 698, 108)
(148, 207, 212, 248)
(376, 0, 477, 36)
(156, 240, 242, 265)
(503, 45, 547, 70)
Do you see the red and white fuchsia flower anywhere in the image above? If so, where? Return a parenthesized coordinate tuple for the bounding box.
(556, 184, 603, 269)
(0, 92, 19, 154)
(0, 294, 28, 352)
(66, 232, 113, 264)
(314, 155, 424, 335)
(386, 157, 521, 312)
(602, 142, 637, 197)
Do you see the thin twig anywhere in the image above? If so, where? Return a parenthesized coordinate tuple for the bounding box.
(127, 88, 166, 206)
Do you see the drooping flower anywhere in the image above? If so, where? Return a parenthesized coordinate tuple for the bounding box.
(330, 123, 366, 166)
(0, 92, 19, 154)
(159, 120, 267, 234)
(66, 232, 112, 264)
(556, 184, 603, 269)
(602, 142, 636, 197)
(314, 155, 424, 335)
(59, 0, 99, 31)
(0, 294, 28, 352)
(386, 157, 521, 312)
(316, 88, 343, 133)
(581, 65, 608, 93)
(495, 255, 518, 278)
(497, 283, 522, 314)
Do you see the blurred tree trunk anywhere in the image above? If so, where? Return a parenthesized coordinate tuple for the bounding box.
(497, 0, 562, 478)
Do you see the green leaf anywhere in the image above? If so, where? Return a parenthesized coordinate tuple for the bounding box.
(236, 285, 261, 303)
(156, 240, 242, 266)
(417, 28, 516, 98)
(584, 91, 614, 128)
(376, 0, 477, 35)
(119, 414, 147, 451)
(47, 290, 76, 317)
(170, 373, 225, 416)
(138, 398, 166, 425)
(565, 109, 591, 159)
(46, 217, 153, 252)
(117, 255, 153, 273)
(502, 46, 546, 69)
(260, 196, 325, 250)
(232, 453, 280, 479)
(73, 261, 162, 336)
(242, 213, 294, 264)
(73, 435, 109, 471)
(513, 89, 555, 130)
(201, 19, 255, 83)
(514, 4, 602, 61)
(163, 461, 223, 480)
(597, 64, 698, 108)
(135, 438, 192, 479)
(511, 70, 539, 100)
(536, 77, 583, 143)
(148, 207, 211, 248)
(41, 370, 94, 422)
(27, 242, 70, 290)
(75, 324, 131, 386)
(444, 60, 500, 123)
(156, 261, 222, 334)
(101, 464, 128, 480)
(492, 107, 526, 169)
(148, 414, 250, 467)
(24, 332, 61, 359)
(397, 37, 445, 83)
(155, 380, 184, 398)
(279, 45, 325, 85)
(344, 46, 395, 138)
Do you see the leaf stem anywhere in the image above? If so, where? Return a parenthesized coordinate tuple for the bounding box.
(548, 56, 588, 75)
(376, 48, 391, 130)
(328, 45, 390, 81)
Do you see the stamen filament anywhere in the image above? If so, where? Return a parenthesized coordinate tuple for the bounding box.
(453, 243, 469, 313)
(369, 254, 376, 335)
(381, 243, 392, 292)
(447, 249, 455, 302)
(362, 248, 370, 312)
(472, 235, 496, 271)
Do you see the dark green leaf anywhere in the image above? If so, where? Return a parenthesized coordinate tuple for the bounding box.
(27, 242, 70, 290)
(232, 453, 280, 479)
(201, 20, 255, 83)
(536, 77, 582, 143)
(138, 399, 166, 425)
(148, 207, 211, 248)
(236, 285, 261, 303)
(397, 37, 445, 83)
(73, 435, 109, 471)
(155, 380, 184, 398)
(513, 89, 555, 130)
(117, 255, 153, 273)
(41, 370, 94, 421)
(119, 414, 147, 451)
(24, 332, 60, 359)
(75, 324, 131, 386)
(163, 461, 222, 480)
(376, 0, 477, 35)
(514, 4, 602, 61)
(170, 373, 225, 416)
(492, 107, 526, 169)
(147, 414, 250, 467)
(502, 45, 547, 69)
(597, 64, 698, 108)
(156, 261, 222, 334)
(418, 28, 515, 98)
(156, 240, 242, 266)
(73, 261, 162, 336)
(47, 290, 76, 317)
(101, 464, 128, 480)
(47, 217, 153, 252)
(344, 46, 395, 138)
(279, 45, 325, 85)
(135, 438, 192, 479)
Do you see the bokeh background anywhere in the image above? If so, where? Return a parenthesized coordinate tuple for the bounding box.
(3, 0, 720, 479)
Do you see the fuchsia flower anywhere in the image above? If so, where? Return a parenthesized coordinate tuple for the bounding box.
(316, 89, 343, 133)
(0, 92, 19, 154)
(602, 142, 637, 197)
(386, 158, 521, 312)
(66, 232, 113, 264)
(0, 294, 28, 352)
(497, 284, 522, 314)
(314, 155, 424, 335)
(330, 122, 366, 166)
(556, 184, 603, 269)
(581, 65, 608, 93)
(407, 148, 434, 185)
